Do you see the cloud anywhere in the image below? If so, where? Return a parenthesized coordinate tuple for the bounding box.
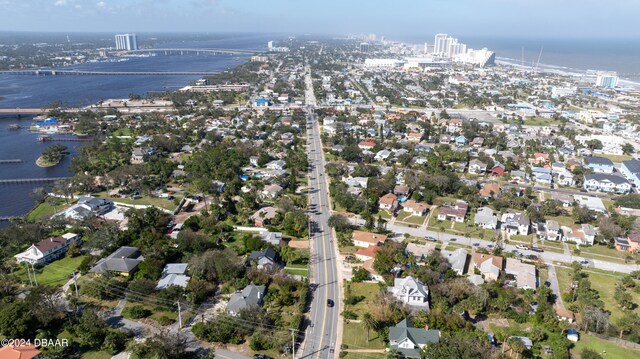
(97, 1, 105, 7)
(54, 0, 69, 6)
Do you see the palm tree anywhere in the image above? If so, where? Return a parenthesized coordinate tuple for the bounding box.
(362, 313, 376, 341)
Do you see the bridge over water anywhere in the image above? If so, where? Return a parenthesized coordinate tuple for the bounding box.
(122, 47, 261, 55)
(0, 70, 220, 76)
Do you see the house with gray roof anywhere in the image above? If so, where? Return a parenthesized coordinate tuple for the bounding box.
(156, 263, 190, 290)
(584, 156, 614, 174)
(259, 232, 283, 247)
(247, 247, 281, 270)
(443, 248, 468, 275)
(90, 246, 143, 276)
(388, 319, 440, 358)
(388, 276, 429, 309)
(621, 159, 640, 187)
(226, 283, 265, 316)
(474, 207, 498, 229)
(583, 173, 631, 194)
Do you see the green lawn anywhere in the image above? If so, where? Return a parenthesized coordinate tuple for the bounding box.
(578, 244, 629, 261)
(81, 351, 113, 359)
(26, 198, 76, 221)
(546, 215, 576, 227)
(345, 282, 383, 319)
(342, 352, 386, 359)
(397, 213, 427, 226)
(342, 322, 387, 350)
(556, 266, 640, 323)
(14, 255, 88, 287)
(284, 264, 309, 277)
(523, 117, 563, 126)
(378, 210, 391, 220)
(596, 154, 633, 163)
(572, 333, 640, 358)
(122, 301, 178, 324)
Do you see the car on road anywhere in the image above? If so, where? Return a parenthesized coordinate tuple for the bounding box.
(531, 247, 544, 253)
(527, 254, 539, 260)
(515, 245, 529, 250)
(487, 244, 494, 248)
(327, 299, 334, 307)
(449, 238, 457, 242)
(473, 242, 480, 247)
(425, 236, 437, 242)
(581, 260, 590, 265)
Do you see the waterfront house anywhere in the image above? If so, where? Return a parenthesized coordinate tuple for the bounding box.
(388, 319, 440, 359)
(14, 233, 81, 265)
(89, 246, 143, 276)
(226, 283, 265, 316)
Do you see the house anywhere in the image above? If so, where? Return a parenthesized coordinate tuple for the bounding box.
(620, 159, 640, 187)
(131, 147, 152, 164)
(509, 336, 533, 350)
(491, 164, 506, 176)
(407, 132, 422, 142)
(59, 196, 114, 220)
(437, 200, 468, 223)
(405, 243, 436, 261)
(266, 159, 286, 170)
(89, 246, 143, 276)
(388, 319, 440, 359)
(510, 170, 529, 183)
(539, 220, 562, 241)
(566, 329, 580, 343)
(479, 183, 500, 198)
(250, 206, 278, 227)
(584, 156, 615, 174)
(401, 199, 430, 216)
(352, 230, 388, 248)
(254, 98, 270, 107)
(394, 184, 411, 197)
(226, 283, 265, 316)
(614, 237, 633, 252)
(552, 192, 574, 207)
(379, 193, 399, 211)
(259, 232, 283, 247)
(0, 344, 40, 359)
(583, 173, 631, 194)
(358, 138, 377, 150)
(505, 258, 537, 290)
(261, 184, 283, 199)
(468, 159, 488, 175)
(531, 152, 549, 164)
(563, 224, 597, 245)
(474, 207, 498, 229)
(471, 137, 484, 147)
(443, 248, 468, 275)
(454, 135, 467, 146)
(472, 253, 504, 281)
(247, 247, 280, 270)
(557, 170, 575, 186)
(14, 233, 81, 265)
(556, 307, 576, 323)
(501, 212, 530, 235)
(156, 263, 190, 290)
(387, 276, 430, 308)
(356, 245, 381, 261)
(573, 195, 607, 214)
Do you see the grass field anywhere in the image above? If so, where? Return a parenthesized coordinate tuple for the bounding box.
(342, 352, 386, 359)
(596, 154, 633, 163)
(555, 266, 640, 323)
(345, 282, 384, 319)
(26, 198, 76, 221)
(80, 351, 113, 359)
(572, 333, 640, 358)
(122, 301, 178, 324)
(284, 264, 309, 277)
(14, 255, 88, 287)
(342, 322, 387, 350)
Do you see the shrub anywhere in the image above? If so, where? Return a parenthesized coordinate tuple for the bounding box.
(125, 305, 151, 319)
(157, 315, 173, 326)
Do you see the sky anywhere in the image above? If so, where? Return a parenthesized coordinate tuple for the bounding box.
(0, 0, 638, 39)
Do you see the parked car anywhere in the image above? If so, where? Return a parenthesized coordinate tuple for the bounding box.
(425, 236, 437, 242)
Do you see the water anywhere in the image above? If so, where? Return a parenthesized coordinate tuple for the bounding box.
(0, 116, 78, 223)
(398, 36, 640, 83)
(0, 33, 274, 223)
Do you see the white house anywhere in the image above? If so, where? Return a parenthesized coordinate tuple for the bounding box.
(14, 233, 81, 265)
(387, 276, 430, 308)
(583, 173, 631, 194)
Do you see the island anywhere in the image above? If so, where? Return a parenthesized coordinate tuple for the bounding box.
(36, 144, 69, 167)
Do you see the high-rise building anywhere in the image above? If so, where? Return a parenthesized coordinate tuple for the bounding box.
(115, 33, 138, 51)
(596, 71, 619, 88)
(434, 33, 450, 55)
(360, 42, 370, 53)
(267, 41, 275, 49)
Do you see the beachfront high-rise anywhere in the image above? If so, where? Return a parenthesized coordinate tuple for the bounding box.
(360, 42, 370, 53)
(433, 33, 467, 57)
(115, 33, 138, 51)
(596, 71, 619, 88)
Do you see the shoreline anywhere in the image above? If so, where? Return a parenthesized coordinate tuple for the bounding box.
(35, 155, 61, 168)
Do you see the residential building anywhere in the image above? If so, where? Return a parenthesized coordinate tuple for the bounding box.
(355, 245, 381, 261)
(266, 159, 286, 170)
(405, 243, 436, 261)
(474, 207, 498, 229)
(505, 258, 537, 290)
(379, 193, 399, 211)
(387, 276, 430, 308)
(394, 184, 411, 197)
(583, 173, 631, 194)
(472, 253, 503, 281)
(250, 206, 278, 227)
(584, 156, 614, 174)
(468, 159, 487, 174)
(131, 147, 152, 164)
(352, 230, 388, 248)
(0, 344, 40, 359)
(226, 283, 265, 316)
(501, 212, 530, 235)
(14, 233, 80, 265)
(443, 248, 468, 275)
(247, 247, 280, 270)
(573, 195, 607, 214)
(156, 263, 190, 290)
(358, 138, 377, 150)
(562, 224, 597, 245)
(58, 196, 114, 220)
(479, 183, 500, 198)
(621, 159, 640, 187)
(401, 199, 430, 216)
(388, 319, 440, 359)
(259, 232, 283, 247)
(115, 33, 138, 50)
(90, 246, 143, 276)
(437, 200, 468, 223)
(595, 71, 618, 88)
(538, 220, 562, 241)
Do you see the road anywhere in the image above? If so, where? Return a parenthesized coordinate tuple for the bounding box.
(348, 217, 640, 274)
(300, 65, 340, 359)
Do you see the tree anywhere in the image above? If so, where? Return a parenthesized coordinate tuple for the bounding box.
(328, 214, 351, 232)
(621, 143, 635, 155)
(130, 331, 196, 359)
(352, 267, 369, 282)
(508, 337, 525, 359)
(573, 205, 595, 224)
(362, 313, 376, 341)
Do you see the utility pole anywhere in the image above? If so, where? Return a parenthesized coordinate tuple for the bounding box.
(290, 328, 296, 359)
(73, 272, 79, 297)
(177, 301, 182, 329)
(31, 262, 38, 286)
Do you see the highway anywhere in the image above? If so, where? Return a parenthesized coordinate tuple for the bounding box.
(300, 65, 340, 359)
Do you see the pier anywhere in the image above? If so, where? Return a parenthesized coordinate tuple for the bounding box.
(0, 70, 221, 76)
(0, 216, 22, 221)
(0, 159, 23, 164)
(0, 177, 70, 185)
(38, 135, 92, 142)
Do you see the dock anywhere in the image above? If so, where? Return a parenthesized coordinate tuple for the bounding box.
(0, 159, 23, 164)
(37, 135, 92, 142)
(0, 216, 22, 221)
(0, 177, 70, 184)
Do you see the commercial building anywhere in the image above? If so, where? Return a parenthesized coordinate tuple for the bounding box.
(360, 42, 370, 53)
(115, 33, 138, 51)
(595, 71, 619, 88)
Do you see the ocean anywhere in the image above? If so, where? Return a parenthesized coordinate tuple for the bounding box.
(0, 33, 273, 223)
(400, 36, 640, 83)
